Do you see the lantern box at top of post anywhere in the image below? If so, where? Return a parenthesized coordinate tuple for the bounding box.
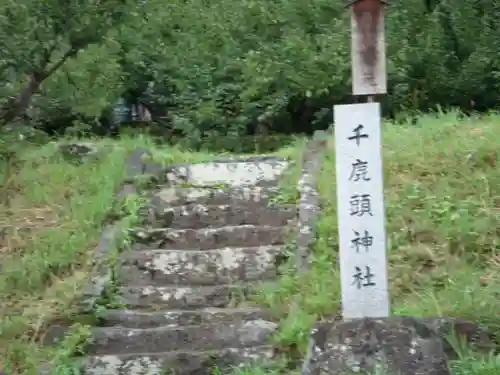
(346, 0, 389, 96)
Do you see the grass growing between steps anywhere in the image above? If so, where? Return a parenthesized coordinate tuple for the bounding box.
(271, 137, 308, 205)
(0, 134, 250, 375)
(251, 110, 500, 375)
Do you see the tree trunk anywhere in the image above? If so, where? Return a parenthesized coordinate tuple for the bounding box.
(0, 73, 45, 124)
(0, 47, 79, 125)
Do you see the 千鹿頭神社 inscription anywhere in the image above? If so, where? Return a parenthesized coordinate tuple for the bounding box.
(334, 102, 389, 319)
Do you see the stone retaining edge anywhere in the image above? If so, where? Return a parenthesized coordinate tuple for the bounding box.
(79, 147, 160, 313)
(294, 133, 325, 272)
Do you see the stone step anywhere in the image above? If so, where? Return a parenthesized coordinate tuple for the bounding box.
(149, 203, 297, 229)
(164, 158, 289, 187)
(150, 185, 280, 208)
(118, 246, 282, 286)
(86, 320, 277, 355)
(98, 307, 273, 328)
(85, 345, 274, 375)
(130, 225, 288, 251)
(119, 284, 261, 310)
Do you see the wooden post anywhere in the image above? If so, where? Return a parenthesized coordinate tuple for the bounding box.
(349, 0, 388, 97)
(333, 0, 390, 320)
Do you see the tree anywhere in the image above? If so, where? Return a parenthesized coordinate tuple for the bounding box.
(0, 0, 133, 124)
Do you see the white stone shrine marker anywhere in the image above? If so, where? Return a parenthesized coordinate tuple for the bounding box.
(334, 102, 389, 319)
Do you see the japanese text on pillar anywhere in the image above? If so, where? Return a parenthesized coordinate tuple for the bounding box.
(346, 124, 377, 290)
(334, 102, 389, 319)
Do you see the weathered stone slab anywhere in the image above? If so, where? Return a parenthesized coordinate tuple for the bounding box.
(57, 142, 102, 163)
(98, 307, 273, 328)
(130, 225, 288, 250)
(86, 319, 277, 355)
(119, 284, 260, 310)
(85, 346, 274, 375)
(300, 316, 494, 375)
(118, 246, 282, 286)
(164, 159, 289, 187)
(151, 186, 280, 207)
(148, 203, 297, 229)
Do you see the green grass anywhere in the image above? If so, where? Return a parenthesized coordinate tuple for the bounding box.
(270, 137, 307, 205)
(252, 110, 500, 374)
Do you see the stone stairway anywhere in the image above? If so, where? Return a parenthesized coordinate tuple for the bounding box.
(85, 155, 295, 375)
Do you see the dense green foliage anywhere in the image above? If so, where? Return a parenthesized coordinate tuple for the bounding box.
(2, 0, 500, 140)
